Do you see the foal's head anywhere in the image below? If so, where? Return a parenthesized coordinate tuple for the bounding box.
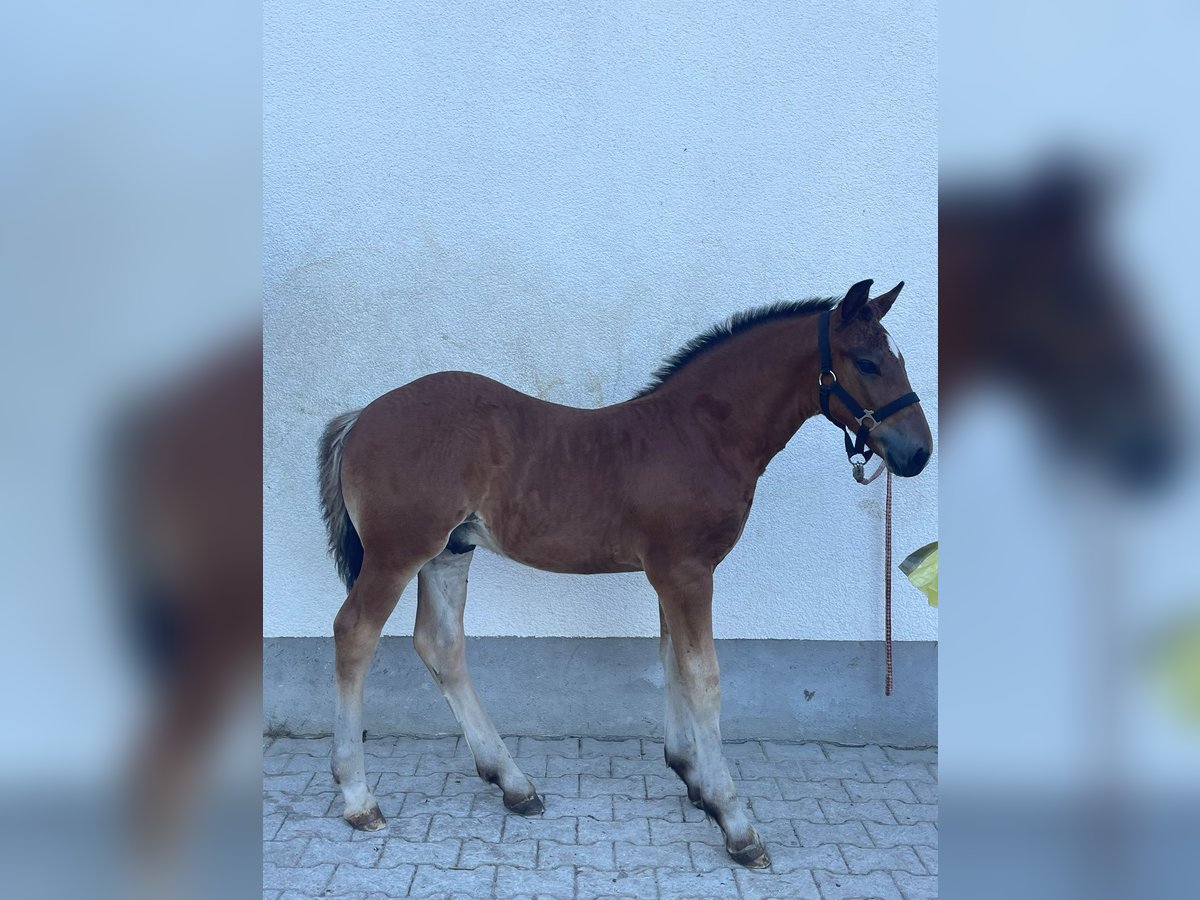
(824, 279, 933, 477)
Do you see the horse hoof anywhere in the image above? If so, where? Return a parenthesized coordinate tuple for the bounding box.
(505, 792, 545, 816)
(344, 805, 387, 831)
(729, 841, 771, 869)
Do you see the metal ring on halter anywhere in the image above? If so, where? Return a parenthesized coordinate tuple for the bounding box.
(818, 370, 837, 387)
(857, 411, 879, 430)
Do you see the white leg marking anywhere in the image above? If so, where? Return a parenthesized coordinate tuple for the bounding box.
(414, 552, 535, 805)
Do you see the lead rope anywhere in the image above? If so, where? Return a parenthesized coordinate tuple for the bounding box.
(885, 469, 893, 696)
(855, 460, 893, 695)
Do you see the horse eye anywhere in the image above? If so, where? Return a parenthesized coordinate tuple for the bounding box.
(855, 358, 880, 376)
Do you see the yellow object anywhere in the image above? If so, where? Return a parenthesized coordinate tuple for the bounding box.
(1154, 616, 1200, 727)
(900, 541, 938, 608)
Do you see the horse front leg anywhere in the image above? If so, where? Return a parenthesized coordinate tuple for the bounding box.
(659, 605, 702, 808)
(648, 560, 769, 869)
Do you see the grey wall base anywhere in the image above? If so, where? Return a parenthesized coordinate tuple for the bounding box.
(265, 637, 936, 746)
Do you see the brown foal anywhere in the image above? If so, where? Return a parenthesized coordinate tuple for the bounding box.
(318, 279, 932, 867)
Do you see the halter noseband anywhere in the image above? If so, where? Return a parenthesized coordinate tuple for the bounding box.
(817, 308, 920, 471)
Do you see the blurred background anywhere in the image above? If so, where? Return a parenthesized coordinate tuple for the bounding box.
(941, 0, 1200, 896)
(0, 3, 260, 898)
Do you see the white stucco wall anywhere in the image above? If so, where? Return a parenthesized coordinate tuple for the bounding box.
(264, 1, 938, 640)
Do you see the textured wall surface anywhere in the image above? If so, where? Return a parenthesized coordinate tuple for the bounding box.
(264, 1, 938, 639)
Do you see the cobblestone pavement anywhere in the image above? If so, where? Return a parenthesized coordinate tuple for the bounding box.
(264, 735, 937, 899)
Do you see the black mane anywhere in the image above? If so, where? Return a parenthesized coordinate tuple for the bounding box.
(633, 296, 839, 398)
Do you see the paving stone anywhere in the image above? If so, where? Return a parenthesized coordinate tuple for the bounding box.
(518, 736, 580, 757)
(772, 779, 850, 803)
(538, 795, 614, 820)
(263, 837, 310, 867)
(813, 869, 903, 899)
(458, 835, 538, 869)
(820, 799, 896, 825)
(867, 762, 935, 784)
(845, 780, 918, 803)
(264, 754, 292, 775)
(613, 796, 684, 822)
(503, 813, 578, 843)
(274, 814, 358, 842)
(576, 866, 659, 898)
(298, 837, 385, 867)
(791, 821, 872, 848)
(580, 774, 646, 798)
(651, 818, 721, 846)
(909, 781, 937, 804)
(409, 864, 496, 898)
(737, 759, 807, 779)
(538, 838, 614, 869)
(721, 740, 767, 760)
(645, 773, 689, 799)
(402, 791, 474, 818)
(842, 845, 926, 875)
(761, 741, 828, 762)
(803, 760, 872, 782)
(657, 865, 739, 898)
(747, 796, 825, 823)
(378, 838, 461, 868)
(375, 772, 449, 797)
(612, 755, 671, 777)
(534, 774, 581, 797)
(272, 789, 341, 818)
(495, 862, 575, 898)
(736, 778, 785, 800)
(430, 813, 503, 842)
(914, 845, 937, 875)
(580, 737, 644, 757)
(415, 751, 476, 776)
(262, 860, 334, 893)
(822, 744, 891, 764)
(882, 747, 937, 765)
(864, 822, 939, 848)
(268, 737, 333, 755)
(264, 813, 285, 841)
(577, 816, 649, 845)
(263, 773, 315, 794)
(687, 839, 738, 873)
(615, 839, 690, 870)
(546, 754, 611, 776)
(886, 801, 937, 826)
(892, 870, 939, 899)
(765, 843, 848, 874)
(364, 754, 422, 775)
(735, 866, 821, 899)
(327, 864, 415, 895)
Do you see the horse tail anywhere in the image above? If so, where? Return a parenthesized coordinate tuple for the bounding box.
(318, 409, 364, 590)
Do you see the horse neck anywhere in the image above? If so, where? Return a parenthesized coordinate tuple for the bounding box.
(647, 315, 824, 476)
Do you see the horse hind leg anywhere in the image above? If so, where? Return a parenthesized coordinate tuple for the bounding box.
(414, 548, 543, 814)
(660, 606, 703, 808)
(332, 559, 419, 831)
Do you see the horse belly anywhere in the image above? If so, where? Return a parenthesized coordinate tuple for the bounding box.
(457, 512, 642, 575)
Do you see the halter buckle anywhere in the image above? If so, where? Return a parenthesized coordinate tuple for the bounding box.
(856, 410, 879, 430)
(818, 370, 837, 388)
(852, 460, 865, 483)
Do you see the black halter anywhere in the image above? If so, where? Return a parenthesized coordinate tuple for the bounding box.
(817, 308, 920, 467)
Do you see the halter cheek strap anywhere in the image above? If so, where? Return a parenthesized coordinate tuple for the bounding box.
(817, 309, 920, 466)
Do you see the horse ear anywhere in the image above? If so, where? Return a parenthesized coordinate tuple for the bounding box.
(870, 281, 904, 319)
(839, 279, 873, 322)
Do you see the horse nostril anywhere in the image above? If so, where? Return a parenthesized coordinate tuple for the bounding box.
(909, 447, 930, 473)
